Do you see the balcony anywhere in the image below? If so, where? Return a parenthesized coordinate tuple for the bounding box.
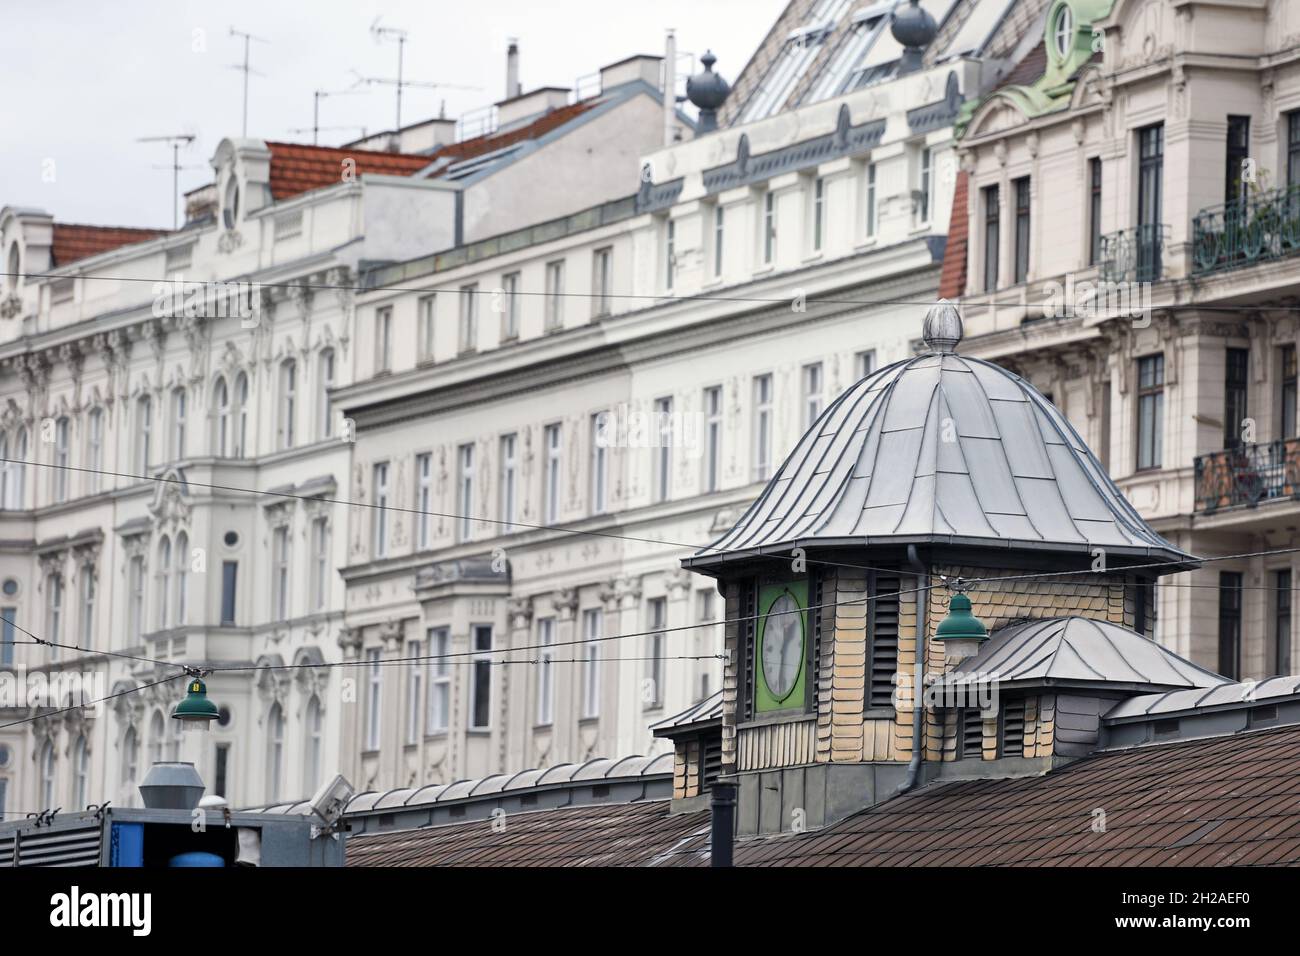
(1191, 184, 1300, 277)
(1099, 223, 1168, 283)
(1194, 439, 1300, 513)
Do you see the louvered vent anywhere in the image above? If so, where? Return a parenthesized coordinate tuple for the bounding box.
(701, 734, 722, 790)
(959, 708, 984, 760)
(16, 825, 102, 866)
(999, 698, 1026, 757)
(811, 570, 824, 708)
(0, 832, 15, 867)
(741, 582, 757, 721)
(868, 575, 901, 711)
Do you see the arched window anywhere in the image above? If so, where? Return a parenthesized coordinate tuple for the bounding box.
(52, 416, 69, 502)
(136, 395, 152, 472)
(45, 570, 63, 657)
(121, 726, 139, 788)
(304, 695, 322, 794)
(214, 377, 230, 456)
(148, 710, 165, 766)
(155, 536, 171, 630)
(73, 735, 88, 809)
(11, 427, 27, 508)
(317, 349, 335, 440)
(277, 359, 296, 450)
(86, 407, 103, 494)
(6, 242, 19, 293)
(266, 703, 284, 802)
(235, 372, 249, 457)
(39, 741, 55, 808)
(174, 532, 189, 626)
(171, 386, 187, 460)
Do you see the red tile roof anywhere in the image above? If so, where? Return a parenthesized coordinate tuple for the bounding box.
(937, 169, 969, 300)
(50, 223, 168, 267)
(994, 39, 1048, 92)
(346, 800, 708, 867)
(264, 142, 434, 201)
(426, 100, 597, 169)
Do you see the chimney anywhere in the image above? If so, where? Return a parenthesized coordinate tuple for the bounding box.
(710, 782, 736, 867)
(139, 761, 206, 811)
(506, 39, 521, 100)
(664, 29, 677, 147)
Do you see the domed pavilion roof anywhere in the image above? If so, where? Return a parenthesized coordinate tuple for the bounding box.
(686, 301, 1196, 572)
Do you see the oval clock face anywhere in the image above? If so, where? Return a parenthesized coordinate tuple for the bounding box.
(761, 593, 803, 700)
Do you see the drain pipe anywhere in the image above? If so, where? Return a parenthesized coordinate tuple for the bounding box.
(897, 544, 929, 794)
(710, 782, 737, 867)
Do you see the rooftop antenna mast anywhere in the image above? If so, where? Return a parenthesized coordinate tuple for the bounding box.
(228, 26, 269, 136)
(310, 88, 366, 145)
(136, 134, 197, 229)
(359, 20, 480, 134)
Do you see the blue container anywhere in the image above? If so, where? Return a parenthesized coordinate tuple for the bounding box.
(169, 851, 225, 867)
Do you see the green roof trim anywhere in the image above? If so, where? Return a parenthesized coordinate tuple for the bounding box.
(956, 0, 1113, 139)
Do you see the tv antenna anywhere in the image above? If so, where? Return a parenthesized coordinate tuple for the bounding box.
(229, 26, 269, 136)
(307, 88, 366, 145)
(137, 134, 198, 229)
(359, 19, 479, 132)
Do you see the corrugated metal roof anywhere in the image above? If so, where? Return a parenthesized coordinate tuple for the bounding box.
(687, 304, 1195, 571)
(1106, 675, 1300, 721)
(650, 691, 724, 736)
(935, 616, 1231, 690)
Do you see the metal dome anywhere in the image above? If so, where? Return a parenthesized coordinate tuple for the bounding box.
(687, 315, 1197, 571)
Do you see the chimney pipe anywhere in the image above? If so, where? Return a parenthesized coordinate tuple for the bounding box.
(709, 781, 736, 867)
(506, 39, 521, 99)
(663, 29, 677, 147)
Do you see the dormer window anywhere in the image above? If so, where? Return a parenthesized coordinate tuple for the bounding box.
(223, 178, 240, 229)
(1052, 4, 1073, 59)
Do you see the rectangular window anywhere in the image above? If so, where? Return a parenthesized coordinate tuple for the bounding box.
(1289, 111, 1300, 188)
(458, 284, 478, 353)
(1276, 569, 1292, 675)
(87, 409, 102, 495)
(278, 361, 296, 450)
(318, 349, 335, 440)
(499, 434, 517, 530)
(469, 625, 493, 730)
(137, 397, 152, 472)
(812, 177, 825, 251)
(53, 417, 69, 502)
(536, 617, 555, 726)
(544, 423, 562, 524)
(1282, 345, 1297, 440)
(713, 205, 725, 278)
(664, 220, 676, 291)
(697, 588, 716, 623)
(591, 249, 612, 318)
(213, 744, 230, 801)
(456, 443, 475, 543)
(1225, 348, 1250, 449)
(581, 608, 602, 719)
(704, 386, 722, 493)
(1218, 571, 1243, 680)
(856, 350, 877, 379)
(645, 597, 666, 709)
(763, 191, 776, 265)
(365, 648, 382, 750)
(131, 555, 147, 636)
(416, 452, 432, 549)
(171, 389, 186, 460)
(865, 162, 877, 238)
(405, 640, 422, 745)
(1225, 115, 1250, 203)
(219, 560, 236, 626)
(802, 362, 823, 429)
(501, 272, 520, 339)
(0, 607, 15, 668)
(982, 184, 1000, 291)
(311, 517, 329, 611)
(1136, 354, 1165, 470)
(418, 295, 436, 360)
(589, 412, 608, 515)
(1013, 176, 1031, 284)
(426, 627, 450, 733)
(1138, 123, 1164, 280)
(752, 373, 774, 482)
(375, 306, 392, 373)
(373, 462, 390, 557)
(272, 525, 290, 620)
(1088, 157, 1102, 266)
(545, 260, 565, 330)
(653, 396, 673, 503)
(918, 146, 932, 224)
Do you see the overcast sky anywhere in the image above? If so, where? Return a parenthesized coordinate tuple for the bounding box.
(1, 0, 784, 229)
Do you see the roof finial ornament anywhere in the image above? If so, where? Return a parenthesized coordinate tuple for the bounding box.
(922, 298, 963, 354)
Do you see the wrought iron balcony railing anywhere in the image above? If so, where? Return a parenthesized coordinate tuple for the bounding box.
(1194, 438, 1300, 513)
(1191, 184, 1300, 276)
(1099, 223, 1168, 283)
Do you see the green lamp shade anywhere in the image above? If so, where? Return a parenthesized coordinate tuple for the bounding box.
(935, 593, 988, 642)
(172, 677, 220, 723)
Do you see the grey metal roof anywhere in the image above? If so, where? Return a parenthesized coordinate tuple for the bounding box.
(650, 691, 724, 737)
(686, 303, 1196, 570)
(934, 617, 1231, 691)
(1105, 675, 1300, 722)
